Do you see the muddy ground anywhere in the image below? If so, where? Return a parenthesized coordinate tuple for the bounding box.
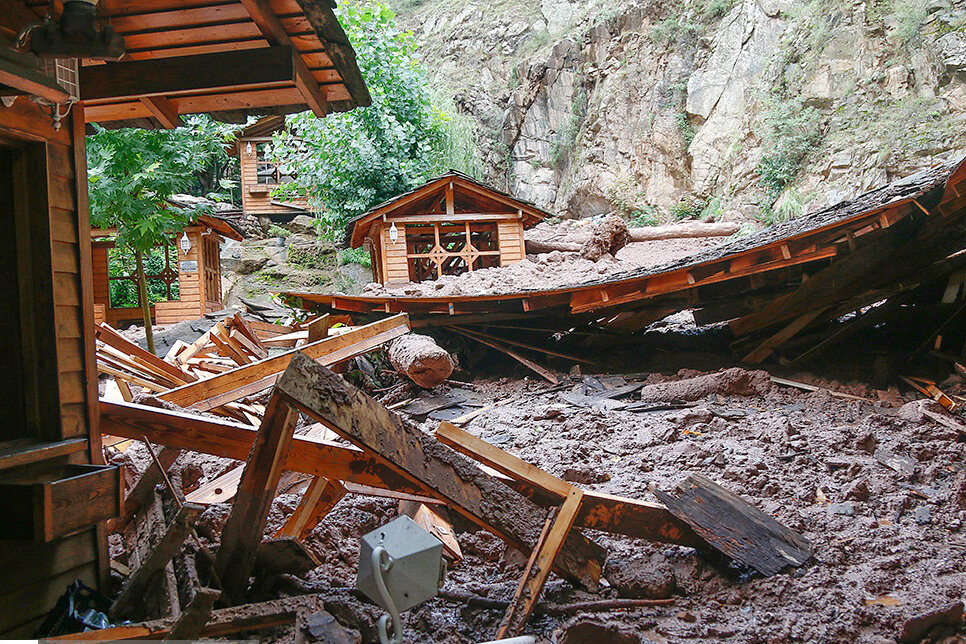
(108, 359, 966, 643)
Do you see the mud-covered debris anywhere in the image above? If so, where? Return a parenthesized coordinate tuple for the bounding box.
(554, 617, 642, 644)
(604, 554, 676, 599)
(898, 601, 964, 643)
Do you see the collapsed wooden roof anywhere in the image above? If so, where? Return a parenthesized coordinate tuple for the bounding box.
(9, 0, 371, 129)
(343, 170, 553, 248)
(287, 154, 966, 363)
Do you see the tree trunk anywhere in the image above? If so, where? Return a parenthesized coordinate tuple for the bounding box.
(524, 222, 740, 255)
(386, 333, 455, 388)
(135, 249, 156, 355)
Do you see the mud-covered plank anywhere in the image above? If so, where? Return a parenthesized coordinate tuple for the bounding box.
(654, 474, 812, 576)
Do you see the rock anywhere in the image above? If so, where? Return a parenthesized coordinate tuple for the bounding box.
(302, 610, 359, 644)
(554, 617, 641, 644)
(561, 465, 611, 484)
(912, 505, 932, 525)
(604, 554, 676, 599)
(854, 429, 878, 453)
(287, 214, 318, 235)
(897, 399, 944, 424)
(827, 502, 855, 516)
(843, 479, 870, 502)
(898, 601, 964, 643)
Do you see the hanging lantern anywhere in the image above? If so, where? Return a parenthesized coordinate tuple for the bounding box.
(389, 222, 399, 243)
(179, 232, 191, 254)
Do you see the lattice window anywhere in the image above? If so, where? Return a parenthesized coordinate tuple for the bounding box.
(107, 241, 180, 309)
(255, 142, 296, 185)
(404, 222, 501, 283)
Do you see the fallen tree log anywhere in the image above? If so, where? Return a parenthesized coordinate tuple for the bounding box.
(386, 333, 454, 388)
(525, 221, 739, 255)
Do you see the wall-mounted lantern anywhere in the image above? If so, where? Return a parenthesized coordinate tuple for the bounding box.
(179, 232, 191, 254)
(389, 222, 399, 244)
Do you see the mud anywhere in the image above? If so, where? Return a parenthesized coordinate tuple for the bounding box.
(110, 365, 966, 643)
(580, 214, 630, 261)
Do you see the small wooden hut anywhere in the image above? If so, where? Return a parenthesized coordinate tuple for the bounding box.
(91, 213, 243, 327)
(235, 115, 311, 220)
(344, 171, 550, 284)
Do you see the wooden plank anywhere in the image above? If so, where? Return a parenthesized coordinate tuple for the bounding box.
(97, 323, 196, 382)
(275, 477, 346, 540)
(123, 446, 181, 519)
(80, 46, 296, 101)
(654, 475, 813, 576)
(496, 487, 583, 638)
(164, 587, 221, 641)
(273, 353, 605, 587)
(399, 501, 462, 561)
(435, 421, 571, 498)
(110, 502, 205, 619)
(0, 438, 88, 472)
(215, 393, 299, 604)
(451, 327, 559, 384)
(306, 314, 330, 343)
(741, 308, 826, 364)
(159, 314, 410, 408)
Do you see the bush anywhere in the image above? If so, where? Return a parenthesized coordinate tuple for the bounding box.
(676, 112, 696, 149)
(669, 197, 706, 220)
(756, 96, 824, 199)
(628, 206, 660, 227)
(268, 224, 291, 239)
(339, 247, 372, 267)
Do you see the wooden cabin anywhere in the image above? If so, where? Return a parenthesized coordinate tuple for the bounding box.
(344, 172, 550, 284)
(91, 214, 243, 328)
(235, 115, 312, 220)
(0, 0, 368, 636)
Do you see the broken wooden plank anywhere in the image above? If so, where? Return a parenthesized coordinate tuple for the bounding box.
(275, 477, 347, 540)
(273, 353, 605, 587)
(399, 500, 462, 561)
(496, 487, 584, 638)
(159, 314, 411, 409)
(97, 323, 196, 383)
(163, 588, 221, 641)
(123, 446, 182, 519)
(306, 314, 331, 343)
(451, 327, 559, 384)
(653, 474, 812, 576)
(111, 502, 204, 620)
(437, 421, 704, 547)
(215, 393, 299, 605)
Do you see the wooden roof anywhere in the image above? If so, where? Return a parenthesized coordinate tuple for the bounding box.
(290, 155, 966, 331)
(344, 171, 552, 248)
(91, 212, 244, 241)
(9, 0, 370, 128)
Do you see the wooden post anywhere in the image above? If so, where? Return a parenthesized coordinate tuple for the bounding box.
(214, 393, 299, 605)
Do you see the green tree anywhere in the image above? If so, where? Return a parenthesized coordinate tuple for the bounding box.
(272, 1, 477, 236)
(87, 119, 234, 353)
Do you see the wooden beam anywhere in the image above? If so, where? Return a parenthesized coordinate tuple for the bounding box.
(159, 314, 410, 409)
(139, 96, 183, 129)
(451, 327, 559, 384)
(80, 47, 297, 102)
(239, 0, 328, 117)
(496, 487, 584, 638)
(164, 588, 221, 641)
(273, 353, 605, 587)
(110, 503, 205, 619)
(97, 323, 195, 382)
(99, 399, 703, 546)
(122, 446, 181, 519)
(215, 394, 299, 604)
(0, 53, 71, 103)
(740, 308, 827, 364)
(275, 477, 346, 540)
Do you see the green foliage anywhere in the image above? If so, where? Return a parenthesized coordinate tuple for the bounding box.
(669, 197, 706, 220)
(650, 16, 699, 47)
(288, 243, 336, 269)
(268, 224, 291, 239)
(181, 115, 242, 203)
(676, 112, 695, 148)
(628, 206, 660, 227)
(699, 0, 736, 22)
(890, 0, 934, 45)
(699, 195, 723, 221)
(339, 247, 373, 267)
(551, 87, 588, 167)
(757, 188, 808, 226)
(755, 96, 824, 199)
(87, 122, 223, 253)
(107, 245, 180, 308)
(272, 1, 475, 238)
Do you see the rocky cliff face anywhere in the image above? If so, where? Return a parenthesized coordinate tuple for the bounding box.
(391, 0, 966, 224)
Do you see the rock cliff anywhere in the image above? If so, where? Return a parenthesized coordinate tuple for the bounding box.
(391, 0, 966, 224)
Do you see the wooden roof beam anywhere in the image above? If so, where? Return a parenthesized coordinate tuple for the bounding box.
(239, 0, 328, 117)
(80, 46, 297, 102)
(139, 96, 184, 129)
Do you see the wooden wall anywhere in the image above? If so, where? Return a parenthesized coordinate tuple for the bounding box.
(238, 139, 310, 218)
(377, 217, 526, 284)
(90, 228, 226, 327)
(0, 100, 105, 637)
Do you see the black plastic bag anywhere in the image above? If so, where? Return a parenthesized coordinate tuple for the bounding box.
(34, 579, 113, 638)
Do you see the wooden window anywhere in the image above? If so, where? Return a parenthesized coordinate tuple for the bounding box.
(107, 241, 180, 308)
(404, 221, 501, 282)
(255, 142, 295, 186)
